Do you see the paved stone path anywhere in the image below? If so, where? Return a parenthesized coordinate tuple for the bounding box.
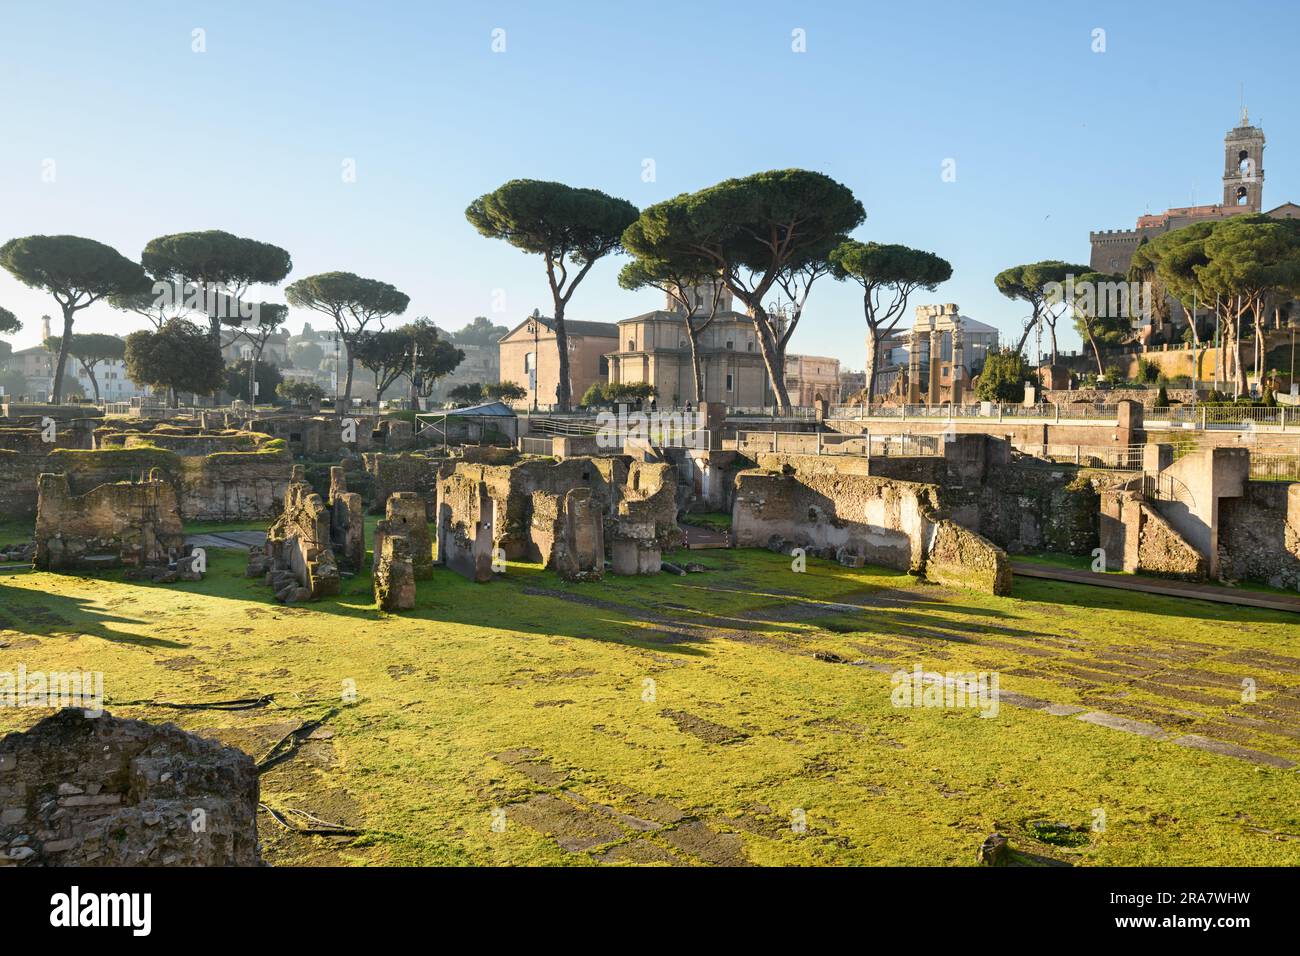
(185, 531, 267, 551)
(678, 524, 730, 550)
(1012, 560, 1300, 615)
(849, 660, 1296, 769)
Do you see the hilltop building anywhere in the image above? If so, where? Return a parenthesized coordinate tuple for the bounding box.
(1089, 111, 1300, 276)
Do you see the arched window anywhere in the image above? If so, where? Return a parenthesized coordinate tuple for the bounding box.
(1236, 186, 1249, 206)
(1238, 150, 1251, 176)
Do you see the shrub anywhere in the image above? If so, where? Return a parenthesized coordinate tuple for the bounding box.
(973, 348, 1028, 403)
(277, 380, 325, 405)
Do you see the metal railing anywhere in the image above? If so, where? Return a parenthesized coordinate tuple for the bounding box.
(736, 429, 940, 457)
(826, 401, 1299, 429)
(1141, 472, 1196, 509)
(1250, 454, 1300, 482)
(1038, 444, 1146, 470)
(726, 405, 818, 419)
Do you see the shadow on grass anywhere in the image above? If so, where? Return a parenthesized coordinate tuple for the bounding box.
(0, 575, 184, 648)
(1011, 576, 1298, 625)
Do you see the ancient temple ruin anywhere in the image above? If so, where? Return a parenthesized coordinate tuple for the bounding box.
(907, 303, 968, 405)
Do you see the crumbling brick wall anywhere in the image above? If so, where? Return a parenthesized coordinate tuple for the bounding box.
(327, 466, 365, 572)
(734, 469, 933, 572)
(1099, 488, 1206, 581)
(0, 709, 260, 866)
(927, 518, 1013, 594)
(0, 443, 290, 522)
(178, 451, 292, 521)
(374, 493, 432, 580)
(34, 471, 185, 570)
(364, 452, 441, 517)
(436, 455, 680, 578)
(373, 533, 416, 611)
(1218, 481, 1300, 590)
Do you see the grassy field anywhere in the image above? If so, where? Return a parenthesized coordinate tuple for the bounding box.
(1, 540, 1297, 866)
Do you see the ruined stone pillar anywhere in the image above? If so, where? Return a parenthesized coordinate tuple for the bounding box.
(907, 329, 923, 404)
(950, 315, 965, 405)
(928, 329, 942, 405)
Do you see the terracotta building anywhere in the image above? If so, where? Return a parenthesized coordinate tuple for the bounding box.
(497, 310, 617, 410)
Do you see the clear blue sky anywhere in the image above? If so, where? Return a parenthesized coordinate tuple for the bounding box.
(1, 0, 1295, 367)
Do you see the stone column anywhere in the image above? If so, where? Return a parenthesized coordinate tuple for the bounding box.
(928, 329, 942, 405)
(907, 329, 922, 404)
(950, 315, 965, 405)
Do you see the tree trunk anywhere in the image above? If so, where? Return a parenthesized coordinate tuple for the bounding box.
(51, 304, 75, 404)
(1085, 323, 1104, 376)
(342, 341, 355, 414)
(1048, 320, 1059, 366)
(686, 328, 704, 404)
(747, 307, 791, 414)
(1013, 308, 1039, 356)
(863, 325, 880, 401)
(1232, 311, 1248, 397)
(552, 303, 571, 412)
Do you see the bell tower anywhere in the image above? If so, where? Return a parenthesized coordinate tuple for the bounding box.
(1223, 107, 1264, 211)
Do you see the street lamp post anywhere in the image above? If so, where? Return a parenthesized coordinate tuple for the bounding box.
(1289, 314, 1299, 394)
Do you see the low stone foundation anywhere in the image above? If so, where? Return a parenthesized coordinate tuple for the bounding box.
(0, 709, 260, 867)
(732, 455, 1012, 595)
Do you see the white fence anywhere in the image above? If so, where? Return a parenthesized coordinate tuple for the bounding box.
(736, 430, 940, 457)
(829, 402, 1299, 430)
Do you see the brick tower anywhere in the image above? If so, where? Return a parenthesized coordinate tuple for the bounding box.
(1223, 108, 1265, 211)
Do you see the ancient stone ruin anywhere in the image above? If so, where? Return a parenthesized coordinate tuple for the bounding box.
(373, 533, 416, 611)
(248, 466, 341, 603)
(732, 453, 1012, 595)
(435, 455, 681, 584)
(370, 492, 433, 610)
(533, 487, 605, 581)
(34, 469, 186, 573)
(435, 472, 495, 583)
(0, 709, 260, 867)
(328, 466, 365, 572)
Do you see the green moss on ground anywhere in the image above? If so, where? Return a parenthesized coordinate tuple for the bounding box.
(0, 547, 1296, 866)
